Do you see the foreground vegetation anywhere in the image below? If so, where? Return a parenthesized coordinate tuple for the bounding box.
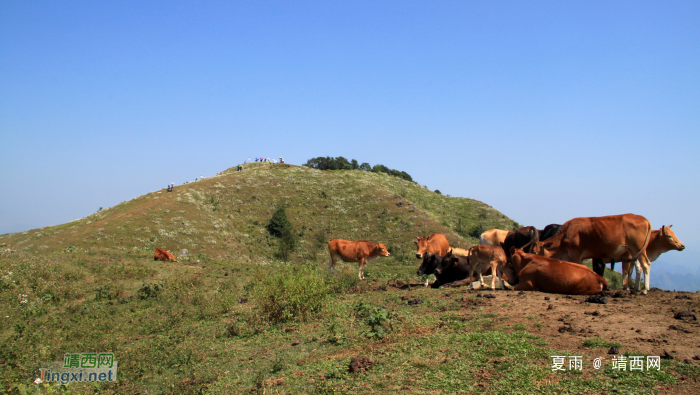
(0, 162, 695, 393)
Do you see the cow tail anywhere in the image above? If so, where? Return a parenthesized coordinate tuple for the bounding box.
(633, 219, 652, 263)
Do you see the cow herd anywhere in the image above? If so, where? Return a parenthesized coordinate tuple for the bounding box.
(326, 213, 686, 296)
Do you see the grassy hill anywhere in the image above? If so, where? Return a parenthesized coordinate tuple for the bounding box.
(0, 162, 516, 266)
(1, 162, 693, 395)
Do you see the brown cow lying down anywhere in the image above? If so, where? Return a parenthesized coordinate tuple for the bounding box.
(328, 239, 390, 280)
(154, 247, 178, 262)
(507, 247, 607, 295)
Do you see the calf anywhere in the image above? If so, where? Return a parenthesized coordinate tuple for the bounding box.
(328, 239, 390, 280)
(507, 247, 607, 295)
(436, 245, 511, 290)
(154, 247, 178, 262)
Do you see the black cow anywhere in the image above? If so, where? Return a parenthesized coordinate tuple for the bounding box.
(417, 252, 476, 289)
(538, 224, 561, 242)
(501, 226, 539, 262)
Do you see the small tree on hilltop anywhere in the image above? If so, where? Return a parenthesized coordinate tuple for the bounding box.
(268, 206, 298, 260)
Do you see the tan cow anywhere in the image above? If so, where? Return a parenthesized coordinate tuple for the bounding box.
(611, 225, 685, 290)
(414, 234, 450, 286)
(448, 247, 470, 257)
(479, 229, 509, 246)
(414, 234, 450, 259)
(531, 214, 652, 293)
(507, 247, 608, 295)
(328, 239, 390, 280)
(465, 245, 510, 290)
(154, 247, 178, 262)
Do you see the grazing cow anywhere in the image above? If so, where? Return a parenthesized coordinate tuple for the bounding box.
(328, 239, 390, 280)
(507, 247, 607, 295)
(592, 225, 685, 290)
(538, 224, 562, 242)
(532, 214, 652, 293)
(500, 226, 539, 262)
(479, 229, 509, 246)
(436, 245, 511, 290)
(154, 247, 178, 262)
(414, 234, 450, 259)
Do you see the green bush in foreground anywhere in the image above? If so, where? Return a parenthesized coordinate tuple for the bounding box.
(252, 264, 329, 323)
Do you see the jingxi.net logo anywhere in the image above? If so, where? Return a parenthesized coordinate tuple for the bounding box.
(36, 353, 118, 384)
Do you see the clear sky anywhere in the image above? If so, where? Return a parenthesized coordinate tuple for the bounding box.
(1, 1, 699, 274)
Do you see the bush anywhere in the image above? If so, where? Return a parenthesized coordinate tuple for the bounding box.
(267, 206, 298, 260)
(251, 264, 329, 323)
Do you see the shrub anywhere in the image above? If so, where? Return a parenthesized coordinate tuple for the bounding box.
(267, 206, 298, 260)
(137, 282, 163, 300)
(251, 264, 329, 323)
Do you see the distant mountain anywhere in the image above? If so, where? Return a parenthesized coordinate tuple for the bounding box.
(652, 271, 700, 292)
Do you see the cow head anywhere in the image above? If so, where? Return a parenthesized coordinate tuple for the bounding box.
(414, 236, 429, 259)
(417, 252, 438, 276)
(660, 225, 685, 251)
(502, 263, 519, 286)
(435, 251, 458, 275)
(375, 243, 391, 257)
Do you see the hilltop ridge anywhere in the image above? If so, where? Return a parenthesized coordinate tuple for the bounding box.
(0, 162, 516, 264)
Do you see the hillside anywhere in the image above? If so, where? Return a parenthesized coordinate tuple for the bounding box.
(1, 162, 698, 395)
(0, 162, 516, 265)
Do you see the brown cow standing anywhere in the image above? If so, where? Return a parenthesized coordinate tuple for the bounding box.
(154, 247, 178, 262)
(413, 234, 450, 259)
(612, 225, 685, 290)
(532, 214, 652, 293)
(507, 247, 608, 295)
(328, 239, 390, 280)
(479, 229, 509, 247)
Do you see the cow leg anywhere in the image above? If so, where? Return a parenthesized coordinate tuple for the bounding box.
(489, 261, 498, 290)
(328, 256, 335, 276)
(621, 261, 630, 290)
(439, 278, 473, 288)
(642, 264, 650, 295)
(358, 258, 365, 280)
(631, 258, 642, 292)
(496, 265, 506, 290)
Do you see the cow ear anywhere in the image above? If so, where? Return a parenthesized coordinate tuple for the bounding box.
(413, 240, 418, 245)
(510, 246, 516, 255)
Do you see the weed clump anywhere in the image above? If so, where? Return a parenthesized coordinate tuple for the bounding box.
(252, 264, 328, 323)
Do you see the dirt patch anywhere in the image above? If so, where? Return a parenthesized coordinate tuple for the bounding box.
(476, 288, 700, 364)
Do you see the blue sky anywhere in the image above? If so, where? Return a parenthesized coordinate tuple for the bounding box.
(1, 1, 698, 275)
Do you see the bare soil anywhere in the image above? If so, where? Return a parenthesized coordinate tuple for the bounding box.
(385, 278, 700, 393)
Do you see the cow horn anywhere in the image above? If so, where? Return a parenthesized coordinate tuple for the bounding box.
(669, 224, 673, 228)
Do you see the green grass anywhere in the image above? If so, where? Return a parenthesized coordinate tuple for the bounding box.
(0, 163, 695, 394)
